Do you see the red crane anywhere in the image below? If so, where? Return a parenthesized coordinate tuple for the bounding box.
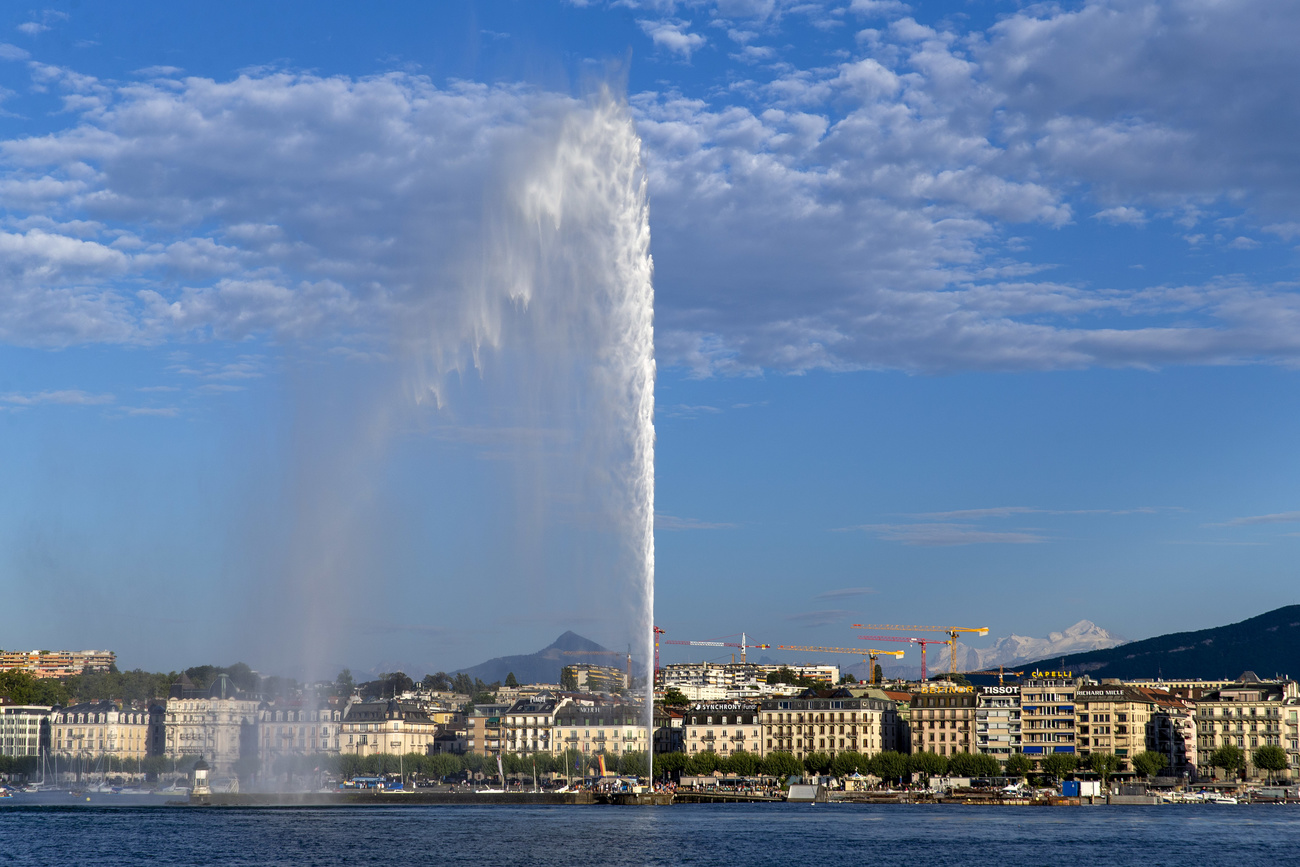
(856, 634, 953, 682)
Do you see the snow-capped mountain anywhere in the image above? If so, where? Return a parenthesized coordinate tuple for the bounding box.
(871, 620, 1125, 680)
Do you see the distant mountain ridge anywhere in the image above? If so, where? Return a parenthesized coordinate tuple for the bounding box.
(453, 631, 616, 686)
(1021, 605, 1300, 680)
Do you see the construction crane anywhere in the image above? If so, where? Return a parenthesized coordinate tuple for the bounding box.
(855, 635, 951, 682)
(963, 667, 1024, 685)
(852, 624, 990, 674)
(776, 645, 905, 686)
(654, 629, 770, 666)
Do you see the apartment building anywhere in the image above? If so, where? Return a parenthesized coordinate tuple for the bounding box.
(164, 674, 261, 775)
(0, 649, 116, 679)
(466, 703, 510, 757)
(502, 694, 566, 755)
(976, 685, 1022, 758)
(759, 691, 897, 759)
(1195, 673, 1300, 781)
(339, 699, 439, 757)
(51, 701, 149, 764)
(0, 704, 51, 758)
(683, 702, 761, 757)
(1020, 671, 1079, 758)
(553, 703, 650, 757)
(257, 701, 342, 766)
(910, 685, 977, 756)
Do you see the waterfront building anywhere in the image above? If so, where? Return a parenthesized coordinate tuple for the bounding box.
(0, 649, 116, 679)
(976, 685, 1022, 758)
(1074, 683, 1196, 774)
(163, 674, 261, 776)
(759, 691, 896, 759)
(654, 706, 684, 754)
(565, 664, 627, 693)
(910, 684, 977, 756)
(256, 701, 342, 767)
(683, 701, 761, 757)
(339, 699, 439, 756)
(52, 701, 149, 766)
(1194, 673, 1300, 781)
(0, 704, 51, 759)
(1019, 671, 1080, 759)
(502, 694, 567, 755)
(1141, 688, 1198, 777)
(553, 702, 649, 757)
(465, 703, 510, 757)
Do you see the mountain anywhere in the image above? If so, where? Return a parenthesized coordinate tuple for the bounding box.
(453, 631, 618, 686)
(959, 620, 1126, 671)
(1021, 605, 1300, 680)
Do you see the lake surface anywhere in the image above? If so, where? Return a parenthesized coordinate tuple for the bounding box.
(3, 798, 1298, 866)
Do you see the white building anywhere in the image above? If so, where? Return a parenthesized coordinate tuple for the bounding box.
(976, 685, 1022, 758)
(0, 704, 51, 759)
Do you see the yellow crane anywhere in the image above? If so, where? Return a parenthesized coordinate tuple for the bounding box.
(776, 645, 905, 686)
(851, 624, 990, 674)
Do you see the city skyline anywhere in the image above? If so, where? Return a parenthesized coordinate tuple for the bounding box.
(1, 1, 1298, 677)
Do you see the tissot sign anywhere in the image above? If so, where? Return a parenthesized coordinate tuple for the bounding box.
(978, 685, 1021, 696)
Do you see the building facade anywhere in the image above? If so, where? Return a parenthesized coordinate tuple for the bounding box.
(52, 701, 149, 766)
(502, 695, 566, 755)
(466, 703, 509, 757)
(553, 703, 650, 757)
(759, 692, 897, 759)
(340, 700, 439, 756)
(683, 702, 761, 757)
(910, 685, 977, 756)
(257, 701, 342, 767)
(0, 650, 116, 679)
(1195, 674, 1300, 781)
(0, 704, 51, 759)
(976, 685, 1022, 759)
(1020, 672, 1079, 759)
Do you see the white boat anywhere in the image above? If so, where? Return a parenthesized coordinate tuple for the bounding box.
(1210, 795, 1238, 804)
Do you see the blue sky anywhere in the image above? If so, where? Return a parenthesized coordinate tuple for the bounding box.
(1, 0, 1298, 678)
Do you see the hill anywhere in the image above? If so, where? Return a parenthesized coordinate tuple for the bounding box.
(453, 631, 617, 686)
(1022, 604, 1300, 680)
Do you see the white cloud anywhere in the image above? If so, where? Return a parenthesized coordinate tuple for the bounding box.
(1094, 206, 1147, 226)
(0, 43, 30, 61)
(0, 389, 114, 406)
(655, 513, 737, 530)
(1216, 511, 1300, 527)
(638, 19, 707, 58)
(17, 22, 49, 36)
(855, 522, 1048, 546)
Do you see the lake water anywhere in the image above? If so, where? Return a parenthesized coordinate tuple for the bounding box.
(3, 798, 1298, 866)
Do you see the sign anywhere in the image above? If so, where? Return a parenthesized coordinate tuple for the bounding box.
(978, 685, 1021, 696)
(1029, 670, 1073, 679)
(914, 684, 974, 694)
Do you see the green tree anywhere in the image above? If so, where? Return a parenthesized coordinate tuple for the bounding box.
(1089, 752, 1122, 787)
(335, 669, 355, 697)
(560, 667, 579, 692)
(422, 672, 450, 691)
(654, 751, 688, 779)
(1209, 744, 1246, 781)
(830, 750, 870, 778)
(661, 687, 689, 707)
(761, 751, 804, 780)
(1005, 753, 1033, 780)
(803, 751, 833, 775)
(1040, 753, 1079, 782)
(1131, 750, 1168, 781)
(869, 750, 909, 784)
(504, 672, 519, 688)
(619, 751, 648, 777)
(873, 664, 883, 685)
(723, 749, 760, 776)
(909, 751, 949, 778)
(0, 669, 69, 705)
(1253, 744, 1288, 783)
(685, 750, 720, 776)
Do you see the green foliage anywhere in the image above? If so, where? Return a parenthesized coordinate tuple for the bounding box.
(760, 751, 804, 779)
(947, 751, 1000, 778)
(654, 751, 688, 777)
(1131, 751, 1168, 780)
(802, 750, 833, 775)
(504, 672, 519, 688)
(685, 750, 721, 776)
(618, 750, 648, 777)
(422, 672, 450, 691)
(829, 750, 869, 778)
(0, 669, 69, 705)
(722, 750, 760, 776)
(1040, 753, 1079, 781)
(360, 672, 415, 700)
(63, 668, 176, 704)
(1253, 744, 1288, 779)
(1209, 744, 1246, 778)
(908, 750, 949, 778)
(661, 687, 689, 707)
(868, 750, 909, 783)
(873, 664, 883, 685)
(1088, 752, 1122, 783)
(1004, 753, 1033, 778)
(560, 667, 579, 692)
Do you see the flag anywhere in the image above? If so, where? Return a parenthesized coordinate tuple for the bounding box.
(597, 755, 608, 777)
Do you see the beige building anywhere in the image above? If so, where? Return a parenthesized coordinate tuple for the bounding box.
(257, 701, 342, 766)
(1195, 673, 1300, 781)
(684, 702, 761, 757)
(52, 701, 149, 766)
(502, 694, 567, 755)
(0, 704, 51, 759)
(759, 692, 897, 759)
(554, 702, 650, 757)
(466, 703, 509, 757)
(164, 674, 261, 776)
(1020, 671, 1080, 761)
(0, 649, 115, 679)
(340, 700, 439, 756)
(910, 685, 977, 756)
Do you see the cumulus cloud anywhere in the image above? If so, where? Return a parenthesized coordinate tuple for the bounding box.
(638, 19, 707, 58)
(0, 389, 114, 406)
